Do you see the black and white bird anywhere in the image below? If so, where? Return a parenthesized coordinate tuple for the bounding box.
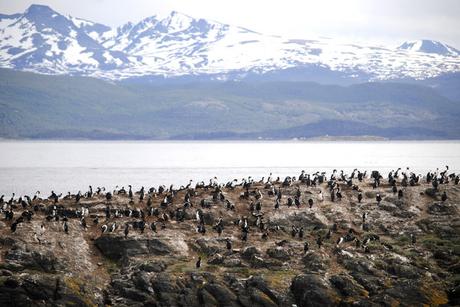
(101, 224, 108, 233)
(336, 237, 344, 247)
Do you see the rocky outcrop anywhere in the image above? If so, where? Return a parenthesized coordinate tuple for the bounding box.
(0, 273, 100, 306)
(0, 177, 458, 306)
(94, 235, 182, 260)
(4, 244, 62, 273)
(291, 274, 340, 307)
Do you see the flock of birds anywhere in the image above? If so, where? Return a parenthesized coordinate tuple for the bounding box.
(1, 166, 457, 268)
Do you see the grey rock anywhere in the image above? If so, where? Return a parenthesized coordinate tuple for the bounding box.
(95, 236, 172, 260)
(266, 246, 290, 261)
(241, 246, 261, 260)
(291, 274, 338, 307)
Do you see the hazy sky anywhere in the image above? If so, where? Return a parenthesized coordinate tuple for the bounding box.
(1, 0, 459, 47)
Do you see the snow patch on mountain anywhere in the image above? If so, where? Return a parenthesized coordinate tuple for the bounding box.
(0, 4, 459, 81)
(398, 39, 459, 56)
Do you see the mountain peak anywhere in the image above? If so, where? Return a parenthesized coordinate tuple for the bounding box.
(159, 10, 194, 29)
(25, 4, 56, 15)
(398, 39, 459, 56)
(1, 4, 459, 81)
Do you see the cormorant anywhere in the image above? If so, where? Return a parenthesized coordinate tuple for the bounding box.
(376, 194, 382, 204)
(304, 241, 309, 253)
(226, 239, 232, 251)
(441, 191, 447, 202)
(11, 221, 18, 233)
(316, 236, 323, 249)
(151, 222, 157, 233)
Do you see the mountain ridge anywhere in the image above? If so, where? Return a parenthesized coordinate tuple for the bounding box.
(1, 68, 459, 140)
(0, 4, 459, 81)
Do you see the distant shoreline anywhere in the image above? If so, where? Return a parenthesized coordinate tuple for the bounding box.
(1, 137, 460, 143)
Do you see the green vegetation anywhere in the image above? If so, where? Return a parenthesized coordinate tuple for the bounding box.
(1, 68, 459, 139)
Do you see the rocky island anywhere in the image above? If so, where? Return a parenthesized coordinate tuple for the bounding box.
(0, 168, 459, 306)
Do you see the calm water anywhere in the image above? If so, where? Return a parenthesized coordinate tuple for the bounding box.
(0, 140, 459, 196)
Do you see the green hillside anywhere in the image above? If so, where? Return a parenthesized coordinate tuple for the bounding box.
(0, 69, 459, 139)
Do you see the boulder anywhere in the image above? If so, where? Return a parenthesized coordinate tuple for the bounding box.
(378, 201, 399, 213)
(291, 274, 339, 307)
(131, 271, 154, 293)
(0, 273, 99, 306)
(150, 273, 178, 294)
(329, 274, 367, 298)
(138, 261, 167, 273)
(194, 238, 222, 256)
(425, 188, 437, 197)
(365, 191, 377, 198)
(241, 246, 262, 260)
(349, 272, 385, 295)
(207, 253, 224, 265)
(4, 246, 61, 273)
(223, 257, 243, 268)
(302, 251, 330, 272)
(249, 288, 278, 307)
(203, 282, 238, 306)
(428, 203, 458, 215)
(94, 236, 173, 260)
(258, 257, 284, 269)
(266, 246, 290, 261)
(246, 276, 280, 305)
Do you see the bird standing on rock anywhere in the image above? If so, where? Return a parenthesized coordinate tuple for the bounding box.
(11, 221, 18, 233)
(226, 239, 232, 251)
(441, 191, 447, 202)
(304, 241, 309, 253)
(316, 236, 323, 249)
(376, 194, 382, 205)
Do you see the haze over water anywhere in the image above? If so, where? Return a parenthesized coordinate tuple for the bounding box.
(0, 140, 459, 196)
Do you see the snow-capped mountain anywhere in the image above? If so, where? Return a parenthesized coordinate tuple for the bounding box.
(0, 5, 135, 76)
(398, 40, 459, 57)
(1, 4, 459, 81)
